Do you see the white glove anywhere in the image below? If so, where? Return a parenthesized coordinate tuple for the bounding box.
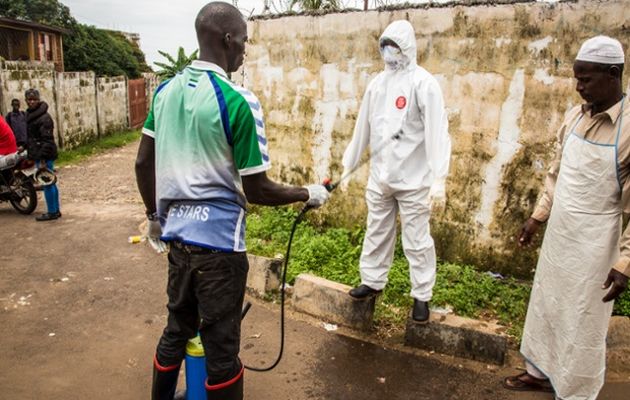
(305, 184, 330, 208)
(146, 215, 168, 253)
(429, 180, 446, 205)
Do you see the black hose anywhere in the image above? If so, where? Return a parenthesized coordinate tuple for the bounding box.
(244, 207, 309, 372)
(241, 131, 402, 372)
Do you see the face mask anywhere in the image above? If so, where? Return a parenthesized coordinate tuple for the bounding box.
(381, 45, 407, 71)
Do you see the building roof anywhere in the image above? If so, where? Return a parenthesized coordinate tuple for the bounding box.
(0, 17, 71, 34)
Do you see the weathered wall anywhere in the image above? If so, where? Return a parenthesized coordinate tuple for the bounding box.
(96, 76, 129, 136)
(0, 61, 154, 148)
(143, 72, 160, 113)
(0, 61, 59, 135)
(56, 71, 98, 148)
(238, 0, 630, 277)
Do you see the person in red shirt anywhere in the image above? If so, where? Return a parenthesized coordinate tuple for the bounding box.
(0, 115, 18, 188)
(0, 115, 17, 156)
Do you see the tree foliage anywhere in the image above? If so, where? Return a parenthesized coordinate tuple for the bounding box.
(0, 0, 150, 77)
(0, 0, 27, 19)
(154, 47, 198, 79)
(0, 0, 73, 27)
(63, 25, 151, 78)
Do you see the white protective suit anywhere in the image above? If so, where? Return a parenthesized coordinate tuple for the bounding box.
(342, 20, 451, 301)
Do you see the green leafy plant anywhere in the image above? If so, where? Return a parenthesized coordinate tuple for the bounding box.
(614, 289, 630, 316)
(432, 263, 531, 337)
(154, 47, 199, 80)
(0, 0, 73, 27)
(63, 25, 150, 78)
(246, 206, 535, 338)
(246, 207, 630, 339)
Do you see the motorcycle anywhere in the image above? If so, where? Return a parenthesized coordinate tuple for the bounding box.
(0, 150, 38, 214)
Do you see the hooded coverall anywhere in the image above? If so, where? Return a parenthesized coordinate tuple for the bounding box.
(342, 20, 451, 302)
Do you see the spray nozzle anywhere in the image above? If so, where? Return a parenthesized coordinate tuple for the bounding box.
(322, 178, 336, 192)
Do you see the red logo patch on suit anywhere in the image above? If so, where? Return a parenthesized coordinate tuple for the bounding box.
(396, 96, 406, 109)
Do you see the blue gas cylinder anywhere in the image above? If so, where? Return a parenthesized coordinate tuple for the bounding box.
(185, 335, 207, 400)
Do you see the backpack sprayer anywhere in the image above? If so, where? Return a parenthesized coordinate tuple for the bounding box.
(242, 130, 404, 372)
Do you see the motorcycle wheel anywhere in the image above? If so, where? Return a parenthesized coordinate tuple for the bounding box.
(10, 179, 38, 214)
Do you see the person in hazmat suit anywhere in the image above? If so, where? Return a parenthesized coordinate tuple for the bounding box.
(342, 20, 451, 323)
(503, 35, 629, 400)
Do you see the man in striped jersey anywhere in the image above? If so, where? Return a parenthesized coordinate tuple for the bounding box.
(135, 3, 330, 399)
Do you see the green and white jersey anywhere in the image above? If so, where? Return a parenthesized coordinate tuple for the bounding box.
(143, 60, 271, 252)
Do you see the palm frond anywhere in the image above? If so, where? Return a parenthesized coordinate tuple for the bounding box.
(155, 47, 199, 80)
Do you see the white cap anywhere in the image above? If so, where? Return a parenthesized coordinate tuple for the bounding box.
(576, 35, 625, 64)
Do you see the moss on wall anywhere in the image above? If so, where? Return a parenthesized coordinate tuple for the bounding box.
(513, 6, 542, 38)
(9, 70, 31, 80)
(432, 143, 548, 278)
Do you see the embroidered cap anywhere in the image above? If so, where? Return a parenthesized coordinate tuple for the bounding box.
(576, 35, 625, 65)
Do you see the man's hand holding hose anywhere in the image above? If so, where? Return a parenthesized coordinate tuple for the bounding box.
(305, 184, 330, 208)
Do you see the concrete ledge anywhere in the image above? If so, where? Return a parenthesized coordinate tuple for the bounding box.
(607, 316, 630, 376)
(246, 255, 282, 297)
(292, 274, 375, 331)
(405, 313, 508, 365)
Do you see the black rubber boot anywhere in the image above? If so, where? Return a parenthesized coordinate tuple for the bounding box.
(152, 355, 182, 400)
(348, 284, 382, 299)
(206, 366, 244, 400)
(412, 299, 430, 323)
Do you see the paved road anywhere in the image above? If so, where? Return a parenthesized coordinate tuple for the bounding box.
(0, 142, 627, 399)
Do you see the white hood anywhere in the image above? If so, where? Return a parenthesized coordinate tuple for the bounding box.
(343, 19, 450, 195)
(379, 20, 417, 70)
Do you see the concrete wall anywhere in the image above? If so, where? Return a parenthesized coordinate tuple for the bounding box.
(56, 71, 98, 148)
(237, 0, 630, 277)
(143, 72, 159, 113)
(96, 76, 128, 136)
(0, 61, 153, 148)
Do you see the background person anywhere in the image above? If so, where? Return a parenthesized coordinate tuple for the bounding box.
(25, 89, 60, 221)
(5, 98, 27, 148)
(135, 3, 329, 400)
(342, 20, 451, 323)
(504, 35, 629, 400)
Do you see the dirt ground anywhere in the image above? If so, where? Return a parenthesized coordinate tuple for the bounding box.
(0, 142, 628, 399)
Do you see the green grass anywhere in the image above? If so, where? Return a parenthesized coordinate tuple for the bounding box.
(56, 130, 141, 167)
(614, 288, 630, 316)
(246, 206, 537, 338)
(246, 206, 630, 338)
